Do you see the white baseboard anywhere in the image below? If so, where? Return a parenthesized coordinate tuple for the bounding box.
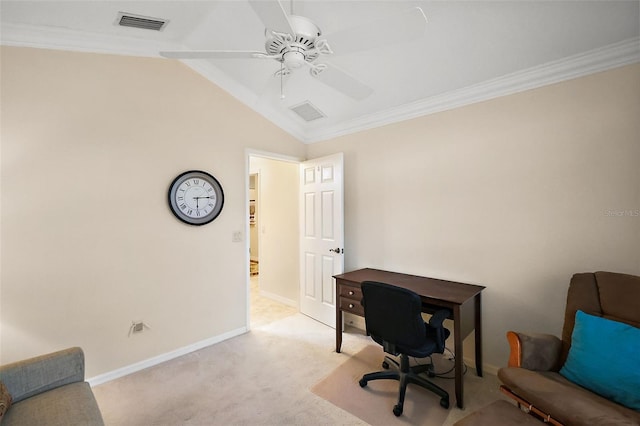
(259, 290, 298, 308)
(87, 326, 248, 386)
(463, 357, 500, 376)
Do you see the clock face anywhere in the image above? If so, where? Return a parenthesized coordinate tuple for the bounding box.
(168, 170, 224, 225)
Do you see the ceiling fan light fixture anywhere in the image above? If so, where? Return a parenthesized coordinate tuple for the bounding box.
(283, 50, 306, 68)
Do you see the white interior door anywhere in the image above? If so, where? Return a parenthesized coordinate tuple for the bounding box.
(299, 153, 344, 328)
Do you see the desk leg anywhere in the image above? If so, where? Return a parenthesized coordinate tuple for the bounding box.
(336, 308, 343, 353)
(475, 293, 483, 377)
(453, 306, 464, 409)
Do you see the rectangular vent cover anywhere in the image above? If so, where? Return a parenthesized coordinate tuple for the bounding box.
(117, 12, 167, 31)
(290, 101, 326, 122)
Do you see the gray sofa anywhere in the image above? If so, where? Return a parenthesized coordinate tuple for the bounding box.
(0, 347, 104, 426)
(498, 272, 640, 425)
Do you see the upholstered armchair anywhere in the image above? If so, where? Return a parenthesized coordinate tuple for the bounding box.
(0, 347, 104, 425)
(498, 272, 640, 426)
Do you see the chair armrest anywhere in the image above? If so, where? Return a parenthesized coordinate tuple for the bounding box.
(428, 309, 451, 328)
(0, 347, 85, 403)
(428, 309, 451, 353)
(506, 331, 562, 371)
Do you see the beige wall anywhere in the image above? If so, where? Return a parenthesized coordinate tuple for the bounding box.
(0, 46, 304, 376)
(2, 44, 638, 377)
(307, 63, 640, 369)
(249, 156, 299, 306)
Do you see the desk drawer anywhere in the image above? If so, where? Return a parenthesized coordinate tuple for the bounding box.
(339, 285, 363, 300)
(339, 297, 364, 316)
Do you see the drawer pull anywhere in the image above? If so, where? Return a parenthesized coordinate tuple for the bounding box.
(349, 303, 354, 309)
(348, 291, 354, 296)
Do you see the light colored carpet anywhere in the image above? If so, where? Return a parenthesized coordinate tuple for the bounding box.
(94, 285, 504, 425)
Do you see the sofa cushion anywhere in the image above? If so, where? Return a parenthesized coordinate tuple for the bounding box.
(560, 310, 640, 411)
(595, 272, 640, 327)
(560, 272, 603, 364)
(498, 368, 640, 426)
(1, 382, 103, 426)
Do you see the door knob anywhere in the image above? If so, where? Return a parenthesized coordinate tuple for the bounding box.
(329, 247, 343, 254)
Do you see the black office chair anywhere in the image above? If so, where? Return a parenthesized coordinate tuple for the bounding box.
(358, 280, 451, 416)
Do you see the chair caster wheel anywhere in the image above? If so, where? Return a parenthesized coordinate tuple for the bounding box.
(440, 398, 450, 409)
(358, 378, 367, 387)
(382, 361, 390, 369)
(393, 404, 403, 416)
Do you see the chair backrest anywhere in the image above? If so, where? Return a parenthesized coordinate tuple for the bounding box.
(361, 281, 427, 354)
(561, 271, 640, 364)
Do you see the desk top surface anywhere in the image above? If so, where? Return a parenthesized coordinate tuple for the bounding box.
(334, 268, 485, 305)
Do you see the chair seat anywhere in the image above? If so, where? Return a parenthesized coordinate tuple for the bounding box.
(372, 335, 437, 358)
(359, 281, 452, 416)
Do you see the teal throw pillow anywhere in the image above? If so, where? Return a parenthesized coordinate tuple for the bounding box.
(560, 310, 640, 411)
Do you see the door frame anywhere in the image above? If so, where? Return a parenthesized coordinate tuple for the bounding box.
(244, 148, 304, 330)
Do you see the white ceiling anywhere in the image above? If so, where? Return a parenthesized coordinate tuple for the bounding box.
(2, 1, 639, 143)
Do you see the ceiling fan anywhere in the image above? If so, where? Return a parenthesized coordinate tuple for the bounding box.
(160, 1, 427, 100)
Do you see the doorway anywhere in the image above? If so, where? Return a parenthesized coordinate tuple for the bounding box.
(249, 173, 259, 277)
(247, 153, 300, 328)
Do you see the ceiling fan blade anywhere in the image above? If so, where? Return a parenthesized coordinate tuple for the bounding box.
(160, 50, 264, 59)
(311, 63, 373, 100)
(323, 7, 427, 56)
(248, 0, 295, 35)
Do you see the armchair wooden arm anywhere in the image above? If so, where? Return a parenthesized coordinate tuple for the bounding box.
(503, 332, 566, 425)
(506, 331, 562, 371)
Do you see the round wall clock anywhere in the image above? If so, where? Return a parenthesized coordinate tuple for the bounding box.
(168, 170, 224, 226)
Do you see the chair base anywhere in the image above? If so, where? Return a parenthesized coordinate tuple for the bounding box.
(359, 353, 450, 416)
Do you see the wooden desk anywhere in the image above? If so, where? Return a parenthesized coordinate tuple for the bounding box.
(333, 268, 485, 409)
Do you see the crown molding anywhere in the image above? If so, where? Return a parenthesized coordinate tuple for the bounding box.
(303, 37, 640, 144)
(2, 22, 638, 145)
(0, 22, 177, 57)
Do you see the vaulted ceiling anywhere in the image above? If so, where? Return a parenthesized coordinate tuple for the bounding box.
(2, 1, 639, 143)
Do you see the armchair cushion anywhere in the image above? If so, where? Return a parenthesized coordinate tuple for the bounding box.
(510, 332, 562, 371)
(2, 382, 102, 426)
(560, 310, 640, 411)
(0, 348, 104, 426)
(498, 368, 640, 425)
(0, 348, 84, 403)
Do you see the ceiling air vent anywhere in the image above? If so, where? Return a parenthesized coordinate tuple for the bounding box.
(290, 101, 326, 122)
(116, 12, 168, 31)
